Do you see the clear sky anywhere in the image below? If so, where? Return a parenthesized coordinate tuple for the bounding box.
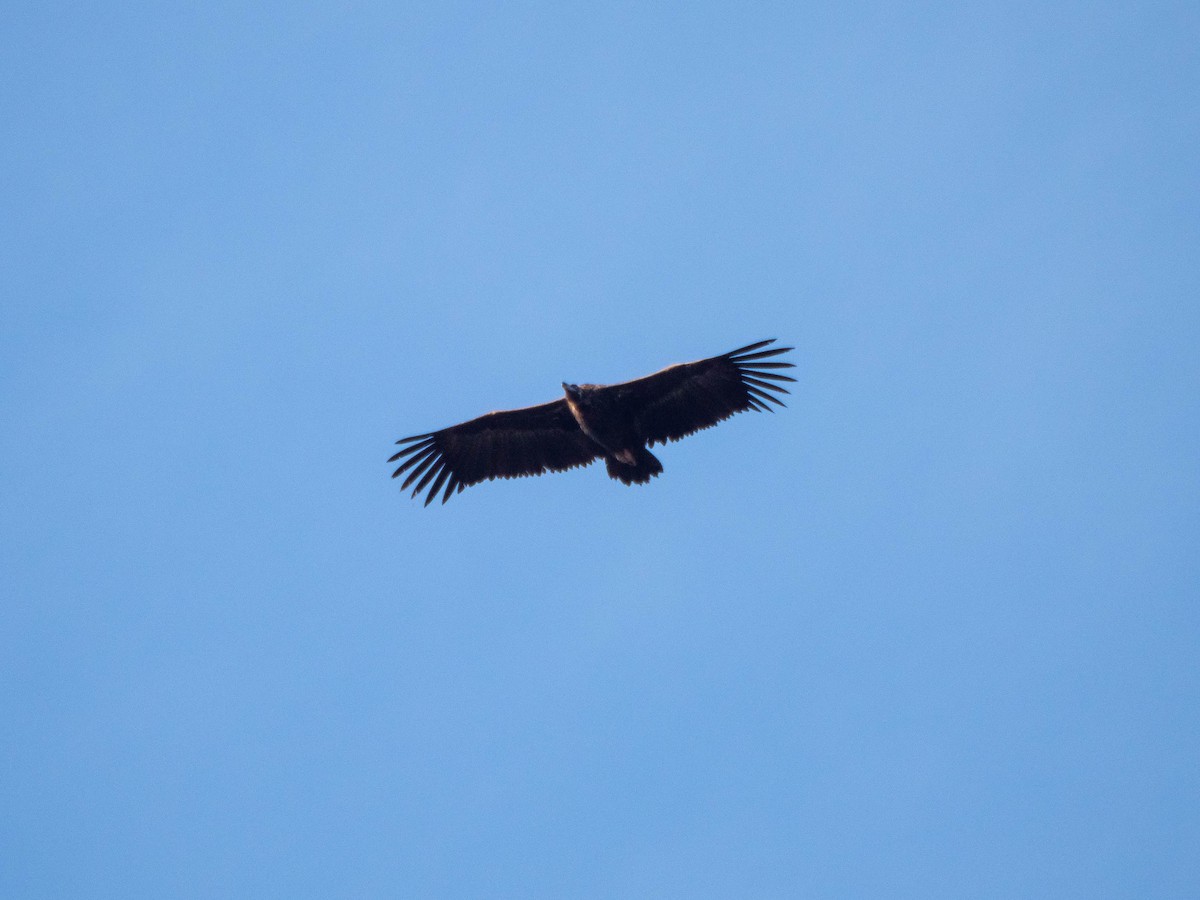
(3, 2, 1198, 897)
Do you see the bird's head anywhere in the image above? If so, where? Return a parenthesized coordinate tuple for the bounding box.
(562, 382, 582, 400)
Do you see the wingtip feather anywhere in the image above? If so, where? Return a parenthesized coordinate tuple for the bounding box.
(727, 339, 775, 357)
(731, 346, 793, 362)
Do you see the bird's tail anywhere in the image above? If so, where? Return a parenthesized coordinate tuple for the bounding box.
(605, 447, 663, 485)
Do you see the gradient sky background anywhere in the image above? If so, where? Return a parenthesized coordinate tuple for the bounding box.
(3, 2, 1198, 897)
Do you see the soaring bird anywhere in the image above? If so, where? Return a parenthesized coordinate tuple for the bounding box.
(389, 339, 795, 505)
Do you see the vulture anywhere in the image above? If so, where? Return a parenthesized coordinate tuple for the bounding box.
(389, 339, 795, 505)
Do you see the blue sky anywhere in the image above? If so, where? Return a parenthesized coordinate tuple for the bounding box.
(3, 2, 1198, 896)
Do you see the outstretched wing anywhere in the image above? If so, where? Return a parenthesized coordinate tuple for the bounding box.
(605, 339, 796, 446)
(389, 399, 600, 505)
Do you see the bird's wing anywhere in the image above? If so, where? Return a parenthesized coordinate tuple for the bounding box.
(605, 339, 796, 446)
(389, 399, 600, 505)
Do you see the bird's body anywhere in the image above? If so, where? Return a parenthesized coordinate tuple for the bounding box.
(390, 339, 794, 505)
(561, 382, 665, 484)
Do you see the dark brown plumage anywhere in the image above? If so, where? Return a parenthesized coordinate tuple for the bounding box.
(389, 339, 795, 505)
